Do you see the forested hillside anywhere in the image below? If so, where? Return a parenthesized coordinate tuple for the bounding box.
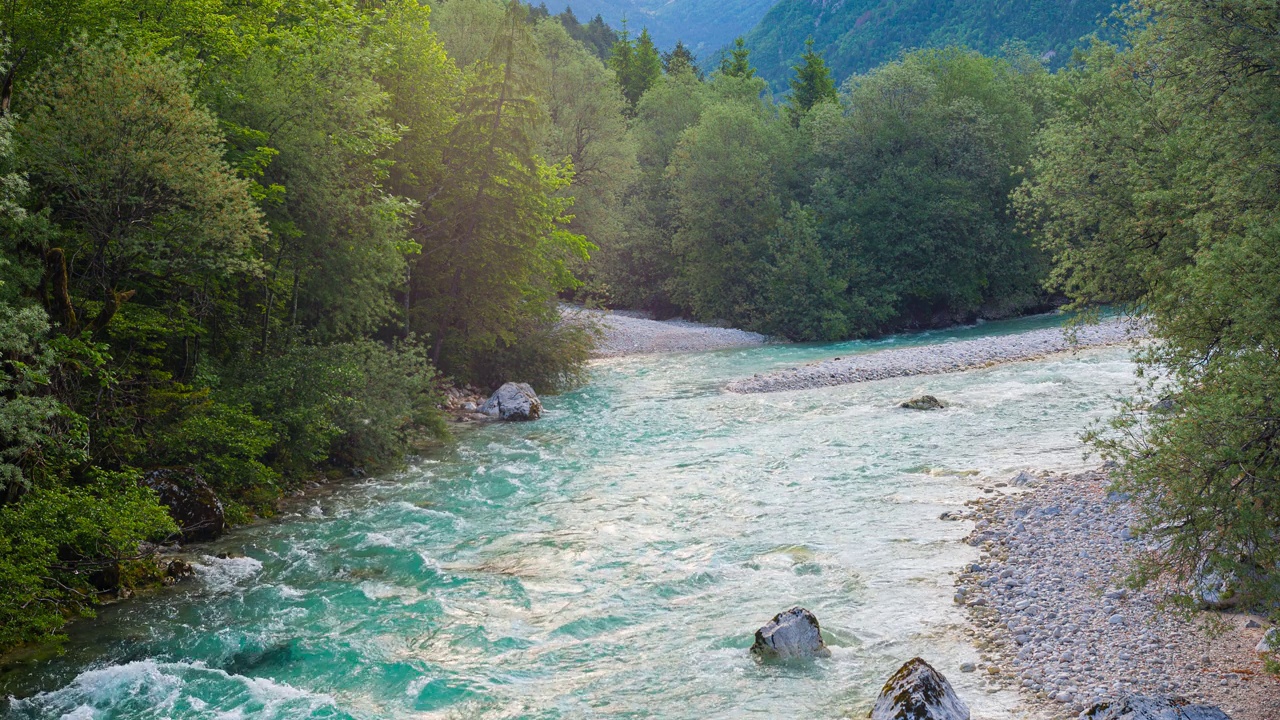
(743, 0, 1117, 88)
(538, 0, 776, 55)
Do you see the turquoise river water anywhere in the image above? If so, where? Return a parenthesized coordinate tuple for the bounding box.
(1, 315, 1140, 719)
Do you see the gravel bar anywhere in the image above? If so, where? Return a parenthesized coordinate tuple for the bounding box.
(953, 469, 1280, 719)
(567, 307, 770, 358)
(726, 318, 1146, 394)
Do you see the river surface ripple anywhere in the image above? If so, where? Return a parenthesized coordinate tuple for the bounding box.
(2, 315, 1140, 719)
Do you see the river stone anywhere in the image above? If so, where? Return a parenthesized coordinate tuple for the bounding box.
(1258, 628, 1279, 654)
(901, 395, 945, 411)
(1083, 696, 1232, 720)
(480, 382, 542, 421)
(750, 607, 830, 659)
(140, 468, 226, 541)
(1191, 565, 1240, 610)
(870, 657, 970, 720)
(1011, 471, 1038, 487)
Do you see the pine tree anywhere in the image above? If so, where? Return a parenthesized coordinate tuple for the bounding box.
(631, 29, 663, 100)
(414, 1, 588, 369)
(787, 38, 837, 124)
(662, 40, 701, 79)
(719, 37, 755, 79)
(610, 23, 662, 107)
(608, 20, 634, 99)
(583, 14, 616, 60)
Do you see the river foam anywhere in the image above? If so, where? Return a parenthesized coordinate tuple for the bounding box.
(6, 661, 340, 720)
(2, 314, 1141, 720)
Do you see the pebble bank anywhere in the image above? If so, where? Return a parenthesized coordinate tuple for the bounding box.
(953, 470, 1280, 719)
(728, 318, 1145, 393)
(568, 307, 769, 358)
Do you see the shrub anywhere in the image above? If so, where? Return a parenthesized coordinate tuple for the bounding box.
(467, 313, 597, 394)
(0, 471, 175, 648)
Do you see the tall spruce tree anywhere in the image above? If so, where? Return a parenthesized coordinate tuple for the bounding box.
(719, 37, 755, 79)
(662, 40, 701, 78)
(787, 38, 837, 124)
(610, 23, 662, 106)
(412, 1, 589, 373)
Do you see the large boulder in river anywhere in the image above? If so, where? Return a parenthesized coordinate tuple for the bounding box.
(1083, 696, 1231, 720)
(751, 607, 830, 659)
(480, 382, 542, 421)
(140, 468, 226, 542)
(900, 395, 945, 411)
(870, 657, 969, 720)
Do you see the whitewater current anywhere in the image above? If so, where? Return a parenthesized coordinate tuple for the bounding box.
(1, 315, 1139, 719)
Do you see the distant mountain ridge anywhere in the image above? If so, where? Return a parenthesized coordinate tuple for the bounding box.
(539, 0, 776, 56)
(743, 0, 1119, 87)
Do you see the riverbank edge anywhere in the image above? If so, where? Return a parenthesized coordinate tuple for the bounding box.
(952, 468, 1279, 720)
(727, 317, 1147, 394)
(560, 306, 773, 358)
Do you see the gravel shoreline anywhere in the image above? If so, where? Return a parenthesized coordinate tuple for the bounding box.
(567, 307, 770, 358)
(953, 469, 1280, 719)
(726, 318, 1146, 394)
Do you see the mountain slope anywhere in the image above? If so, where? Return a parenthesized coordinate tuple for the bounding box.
(541, 0, 776, 56)
(743, 0, 1118, 87)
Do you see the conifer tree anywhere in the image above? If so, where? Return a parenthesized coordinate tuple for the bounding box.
(662, 40, 701, 78)
(719, 37, 755, 79)
(632, 29, 662, 94)
(610, 23, 662, 106)
(608, 20, 634, 97)
(787, 38, 838, 124)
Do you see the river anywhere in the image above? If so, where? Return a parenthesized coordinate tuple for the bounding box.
(2, 315, 1139, 719)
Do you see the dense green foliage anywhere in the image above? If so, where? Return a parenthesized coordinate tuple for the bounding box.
(0, 0, 609, 650)
(527, 4, 619, 60)
(743, 0, 1116, 89)
(597, 44, 1054, 337)
(1017, 1, 1280, 616)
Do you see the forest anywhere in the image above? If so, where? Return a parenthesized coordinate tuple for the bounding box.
(742, 0, 1118, 88)
(0, 0, 1277, 664)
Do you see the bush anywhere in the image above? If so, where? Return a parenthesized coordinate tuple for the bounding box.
(467, 314, 597, 394)
(154, 398, 280, 496)
(322, 339, 447, 468)
(223, 339, 446, 477)
(0, 471, 175, 648)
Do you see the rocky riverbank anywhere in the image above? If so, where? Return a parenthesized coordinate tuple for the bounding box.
(727, 318, 1145, 393)
(953, 469, 1280, 719)
(563, 307, 770, 357)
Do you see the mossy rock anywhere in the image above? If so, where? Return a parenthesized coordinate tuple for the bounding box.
(901, 395, 946, 411)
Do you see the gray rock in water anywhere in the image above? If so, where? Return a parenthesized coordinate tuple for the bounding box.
(901, 395, 946, 411)
(751, 607, 830, 659)
(1083, 696, 1231, 720)
(870, 657, 970, 720)
(480, 382, 542, 421)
